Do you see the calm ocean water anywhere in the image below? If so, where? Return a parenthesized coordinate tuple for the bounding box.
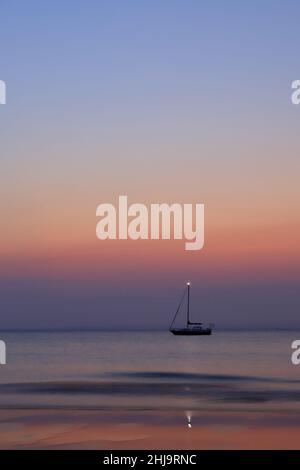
(0, 330, 300, 411)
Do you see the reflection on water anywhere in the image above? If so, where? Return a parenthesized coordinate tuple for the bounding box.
(0, 330, 299, 411)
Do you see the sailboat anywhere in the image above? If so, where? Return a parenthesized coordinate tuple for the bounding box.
(169, 282, 212, 336)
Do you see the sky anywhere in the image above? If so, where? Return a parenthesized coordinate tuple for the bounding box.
(0, 1, 299, 329)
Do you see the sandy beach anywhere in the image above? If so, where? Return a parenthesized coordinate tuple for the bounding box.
(1, 409, 300, 450)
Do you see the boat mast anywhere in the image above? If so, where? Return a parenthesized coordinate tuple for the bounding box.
(187, 282, 190, 326)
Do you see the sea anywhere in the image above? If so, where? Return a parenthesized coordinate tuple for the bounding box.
(0, 329, 300, 412)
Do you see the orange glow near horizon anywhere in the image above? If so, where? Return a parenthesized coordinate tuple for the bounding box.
(1, 220, 299, 285)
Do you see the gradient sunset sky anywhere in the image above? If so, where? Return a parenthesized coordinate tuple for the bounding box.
(1, 1, 299, 329)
